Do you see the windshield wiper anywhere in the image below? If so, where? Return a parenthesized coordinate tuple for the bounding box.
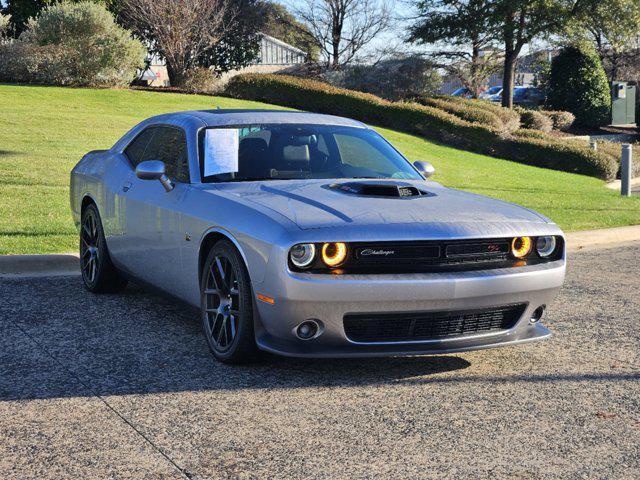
(224, 177, 279, 182)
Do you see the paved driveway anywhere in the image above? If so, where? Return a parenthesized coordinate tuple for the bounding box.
(1, 245, 638, 479)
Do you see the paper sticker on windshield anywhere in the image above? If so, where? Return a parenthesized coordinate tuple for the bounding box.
(204, 129, 239, 176)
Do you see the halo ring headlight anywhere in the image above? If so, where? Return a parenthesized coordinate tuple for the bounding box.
(536, 236, 557, 258)
(321, 242, 348, 267)
(290, 243, 316, 269)
(511, 236, 533, 259)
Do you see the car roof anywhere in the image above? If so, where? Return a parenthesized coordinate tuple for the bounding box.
(160, 109, 368, 129)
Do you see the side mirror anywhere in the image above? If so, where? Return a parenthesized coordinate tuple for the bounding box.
(135, 160, 173, 192)
(413, 161, 435, 179)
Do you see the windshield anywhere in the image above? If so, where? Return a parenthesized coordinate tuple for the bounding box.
(199, 124, 422, 182)
(486, 86, 502, 94)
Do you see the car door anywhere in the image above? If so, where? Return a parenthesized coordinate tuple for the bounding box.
(119, 125, 191, 296)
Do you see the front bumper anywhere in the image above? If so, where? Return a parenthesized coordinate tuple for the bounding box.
(253, 260, 565, 358)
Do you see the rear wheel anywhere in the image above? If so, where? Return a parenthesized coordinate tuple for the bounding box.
(201, 240, 259, 363)
(80, 204, 128, 293)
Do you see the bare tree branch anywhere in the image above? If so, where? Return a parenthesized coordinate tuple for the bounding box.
(122, 0, 239, 85)
(294, 0, 391, 68)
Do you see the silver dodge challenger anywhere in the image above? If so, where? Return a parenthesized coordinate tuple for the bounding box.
(70, 109, 566, 363)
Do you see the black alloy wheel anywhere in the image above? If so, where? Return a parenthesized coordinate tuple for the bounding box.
(201, 240, 258, 363)
(80, 204, 127, 293)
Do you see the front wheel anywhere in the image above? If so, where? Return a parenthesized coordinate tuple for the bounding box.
(201, 240, 259, 363)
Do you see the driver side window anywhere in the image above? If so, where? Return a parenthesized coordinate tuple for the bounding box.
(124, 126, 190, 183)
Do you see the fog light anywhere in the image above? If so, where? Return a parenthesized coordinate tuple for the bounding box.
(530, 305, 545, 323)
(295, 320, 319, 340)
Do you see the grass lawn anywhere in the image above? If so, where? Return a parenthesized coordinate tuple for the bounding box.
(1, 84, 640, 254)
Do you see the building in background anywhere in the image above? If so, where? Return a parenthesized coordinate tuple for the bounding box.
(139, 33, 307, 87)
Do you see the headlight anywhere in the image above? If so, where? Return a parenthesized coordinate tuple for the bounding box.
(289, 243, 316, 268)
(536, 236, 557, 257)
(511, 236, 532, 258)
(321, 242, 347, 267)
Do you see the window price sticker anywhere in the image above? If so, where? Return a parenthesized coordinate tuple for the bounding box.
(204, 128, 239, 176)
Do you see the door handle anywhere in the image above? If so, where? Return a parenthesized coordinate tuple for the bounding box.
(122, 182, 132, 192)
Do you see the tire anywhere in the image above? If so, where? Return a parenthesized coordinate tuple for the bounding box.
(80, 204, 128, 293)
(201, 240, 259, 364)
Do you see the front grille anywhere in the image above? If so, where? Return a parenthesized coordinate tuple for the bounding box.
(339, 239, 517, 273)
(343, 304, 527, 343)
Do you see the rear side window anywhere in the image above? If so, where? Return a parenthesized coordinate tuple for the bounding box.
(143, 126, 189, 183)
(124, 127, 156, 166)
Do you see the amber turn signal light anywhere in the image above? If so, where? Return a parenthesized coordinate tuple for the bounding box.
(511, 236, 533, 259)
(321, 242, 348, 267)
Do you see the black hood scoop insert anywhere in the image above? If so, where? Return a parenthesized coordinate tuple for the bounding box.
(328, 181, 432, 198)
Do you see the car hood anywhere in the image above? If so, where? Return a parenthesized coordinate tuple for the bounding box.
(208, 179, 550, 231)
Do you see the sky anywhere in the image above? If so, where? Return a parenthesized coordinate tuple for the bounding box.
(280, 0, 421, 60)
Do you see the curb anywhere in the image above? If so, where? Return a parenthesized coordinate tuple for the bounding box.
(565, 225, 640, 252)
(1, 225, 639, 277)
(0, 253, 79, 277)
(604, 177, 640, 190)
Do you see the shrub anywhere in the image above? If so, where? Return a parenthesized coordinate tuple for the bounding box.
(596, 140, 640, 179)
(0, 42, 70, 85)
(415, 96, 506, 131)
(435, 95, 522, 132)
(547, 44, 611, 127)
(518, 108, 553, 132)
(1, 1, 145, 87)
(542, 110, 575, 131)
(180, 67, 220, 93)
(513, 129, 548, 140)
(225, 73, 618, 180)
(326, 56, 441, 101)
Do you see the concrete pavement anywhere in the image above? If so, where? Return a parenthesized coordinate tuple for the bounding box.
(1, 245, 638, 479)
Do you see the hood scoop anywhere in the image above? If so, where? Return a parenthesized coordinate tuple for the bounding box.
(328, 181, 431, 198)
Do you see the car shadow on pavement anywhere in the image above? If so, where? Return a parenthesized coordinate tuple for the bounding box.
(1, 276, 475, 401)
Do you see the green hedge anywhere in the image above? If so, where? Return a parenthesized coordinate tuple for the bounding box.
(225, 74, 618, 180)
(517, 108, 553, 132)
(414, 96, 506, 131)
(429, 95, 521, 132)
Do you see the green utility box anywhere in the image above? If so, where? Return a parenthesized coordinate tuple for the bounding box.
(611, 81, 636, 126)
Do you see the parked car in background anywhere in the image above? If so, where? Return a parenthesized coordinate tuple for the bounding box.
(513, 87, 546, 108)
(70, 110, 566, 364)
(489, 87, 546, 107)
(451, 87, 473, 98)
(480, 86, 502, 100)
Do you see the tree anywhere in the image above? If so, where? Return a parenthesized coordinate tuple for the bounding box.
(121, 0, 259, 85)
(493, 0, 592, 108)
(2, 0, 55, 36)
(547, 44, 611, 127)
(0, 1, 145, 86)
(567, 0, 640, 81)
(1, 0, 109, 36)
(409, 0, 502, 98)
(337, 55, 442, 100)
(253, 1, 319, 61)
(293, 0, 391, 69)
